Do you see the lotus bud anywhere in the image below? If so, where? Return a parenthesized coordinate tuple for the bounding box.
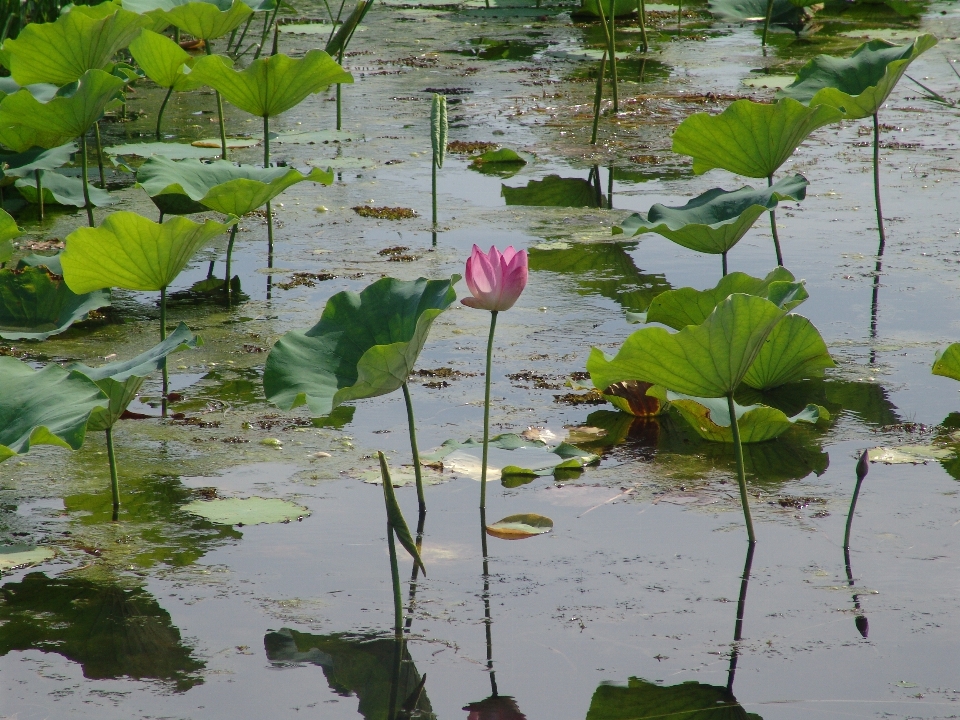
(461, 244, 528, 312)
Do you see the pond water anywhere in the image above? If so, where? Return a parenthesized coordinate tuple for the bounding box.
(3, 0, 960, 718)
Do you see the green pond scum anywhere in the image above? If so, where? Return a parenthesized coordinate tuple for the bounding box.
(1, 0, 960, 718)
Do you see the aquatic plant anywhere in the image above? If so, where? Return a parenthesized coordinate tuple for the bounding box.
(0, 69, 126, 226)
(60, 212, 234, 404)
(378, 451, 425, 638)
(588, 292, 810, 543)
(430, 93, 446, 230)
(843, 450, 870, 637)
(128, 29, 204, 140)
(188, 49, 352, 261)
(324, 0, 373, 130)
(778, 35, 937, 247)
(263, 276, 459, 512)
(69, 323, 202, 518)
(614, 174, 808, 275)
(672, 98, 842, 265)
(135, 156, 333, 290)
(15, 170, 115, 210)
(0, 143, 76, 221)
(460, 245, 528, 511)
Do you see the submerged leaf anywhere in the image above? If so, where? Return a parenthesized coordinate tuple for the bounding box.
(263, 276, 459, 417)
(933, 343, 960, 382)
(672, 98, 843, 178)
(486, 513, 553, 540)
(778, 35, 937, 119)
(182, 497, 310, 525)
(61, 212, 234, 293)
(15, 170, 116, 208)
(0, 358, 106, 461)
(378, 452, 426, 574)
(614, 174, 808, 255)
(868, 445, 954, 464)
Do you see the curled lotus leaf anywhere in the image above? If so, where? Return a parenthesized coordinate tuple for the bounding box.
(600, 380, 663, 417)
(16, 170, 116, 208)
(61, 212, 234, 293)
(0, 69, 127, 142)
(136, 157, 333, 216)
(161, 0, 254, 40)
(188, 50, 353, 119)
(324, 0, 373, 57)
(743, 314, 834, 390)
(641, 268, 806, 330)
(650, 387, 829, 443)
(778, 35, 938, 119)
(0, 358, 107, 462)
(932, 343, 960, 382)
(0, 143, 76, 179)
(588, 294, 790, 398)
(672, 98, 843, 178)
(613, 174, 808, 255)
(0, 264, 111, 341)
(485, 513, 554, 540)
(263, 276, 459, 417)
(128, 29, 203, 91)
(2, 4, 151, 86)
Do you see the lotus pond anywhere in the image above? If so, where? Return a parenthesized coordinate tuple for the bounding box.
(2, 0, 960, 718)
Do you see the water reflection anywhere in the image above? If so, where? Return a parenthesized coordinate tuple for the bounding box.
(264, 628, 434, 720)
(739, 377, 900, 428)
(528, 241, 671, 315)
(455, 38, 548, 61)
(0, 572, 203, 690)
(843, 451, 870, 638)
(502, 175, 605, 208)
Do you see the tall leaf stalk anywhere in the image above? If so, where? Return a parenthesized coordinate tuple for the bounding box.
(767, 174, 783, 266)
(762, 0, 774, 46)
(872, 113, 886, 249)
(479, 310, 498, 510)
(205, 41, 228, 160)
(79, 134, 94, 227)
(637, 0, 648, 52)
(400, 382, 426, 513)
(159, 286, 168, 417)
(726, 392, 756, 544)
(106, 426, 120, 520)
(430, 93, 446, 229)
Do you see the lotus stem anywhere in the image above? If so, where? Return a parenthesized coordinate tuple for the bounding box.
(596, 0, 616, 115)
(431, 230, 437, 247)
(607, 163, 613, 209)
(404, 509, 426, 632)
(726, 540, 755, 693)
(34, 169, 43, 221)
(431, 156, 437, 227)
(387, 518, 403, 639)
(767, 174, 783, 266)
(79, 133, 94, 227)
(872, 113, 886, 252)
(591, 50, 607, 145)
(204, 42, 228, 160)
(263, 115, 275, 265)
(94, 122, 105, 189)
(761, 0, 774, 46)
(401, 381, 426, 513)
(156, 86, 174, 141)
(480, 505, 498, 695)
(677, 0, 681, 26)
(722, 250, 728, 276)
(844, 450, 869, 551)
(271, 21, 279, 55)
(173, 28, 180, 45)
(637, 0, 648, 53)
(480, 310, 498, 510)
(726, 392, 756, 544)
(607, 0, 618, 113)
(106, 426, 120, 519)
(160, 286, 168, 416)
(255, 2, 281, 60)
(234, 14, 253, 53)
(224, 224, 238, 298)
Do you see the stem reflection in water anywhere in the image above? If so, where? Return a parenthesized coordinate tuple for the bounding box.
(844, 451, 871, 637)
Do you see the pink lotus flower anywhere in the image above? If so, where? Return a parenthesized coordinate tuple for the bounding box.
(461, 245, 528, 312)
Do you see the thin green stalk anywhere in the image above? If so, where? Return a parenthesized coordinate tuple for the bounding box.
(727, 392, 755, 544)
(607, 0, 618, 112)
(173, 27, 180, 44)
(872, 112, 886, 251)
(607, 163, 613, 209)
(479, 310, 498, 510)
(401, 381, 425, 513)
(761, 0, 773, 46)
(254, 1, 281, 59)
(404, 509, 426, 633)
(234, 14, 253, 53)
(722, 250, 728, 276)
(479, 505, 498, 696)
(336, 48, 345, 130)
(590, 50, 607, 145)
(271, 20, 279, 55)
(160, 286, 168, 415)
(34, 169, 43, 221)
(767, 174, 783, 266)
(156, 86, 173, 141)
(264, 115, 274, 262)
(637, 0, 648, 53)
(224, 224, 238, 297)
(205, 41, 228, 159)
(431, 157, 437, 227)
(677, 0, 681, 26)
(387, 521, 403, 638)
(79, 133, 94, 227)
(844, 451, 869, 550)
(106, 426, 120, 518)
(94, 121, 105, 188)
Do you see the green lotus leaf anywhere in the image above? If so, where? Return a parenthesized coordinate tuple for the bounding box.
(61, 212, 233, 293)
(104, 141, 223, 160)
(15, 170, 116, 208)
(587, 293, 789, 398)
(743, 314, 834, 390)
(652, 387, 829, 443)
(0, 358, 107, 462)
(162, 0, 254, 40)
(502, 175, 601, 207)
(182, 497, 310, 525)
(613, 174, 808, 255)
(586, 675, 762, 720)
(189, 49, 353, 119)
(71, 322, 202, 430)
(932, 343, 960, 382)
(485, 513, 553, 540)
(136, 156, 334, 216)
(263, 276, 459, 417)
(672, 98, 843, 178)
(378, 452, 426, 573)
(2, 4, 151, 86)
(0, 124, 72, 154)
(471, 148, 526, 165)
(0, 78, 60, 103)
(0, 207, 19, 243)
(0, 264, 111, 341)
(709, 0, 818, 22)
(0, 143, 76, 179)
(642, 268, 806, 330)
(778, 35, 938, 119)
(128, 29, 203, 91)
(0, 70, 127, 142)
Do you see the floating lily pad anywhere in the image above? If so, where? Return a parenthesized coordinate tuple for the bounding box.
(105, 142, 223, 160)
(868, 445, 954, 464)
(485, 513, 553, 540)
(191, 137, 261, 149)
(0, 545, 55, 571)
(15, 170, 116, 208)
(278, 22, 332, 34)
(182, 497, 310, 525)
(742, 75, 797, 89)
